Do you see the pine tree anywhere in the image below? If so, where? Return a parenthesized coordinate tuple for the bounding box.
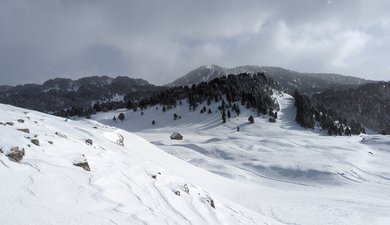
(248, 115, 254, 124)
(118, 113, 125, 121)
(152, 120, 156, 125)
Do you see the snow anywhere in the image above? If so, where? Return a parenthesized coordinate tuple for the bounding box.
(0, 104, 280, 224)
(92, 92, 390, 225)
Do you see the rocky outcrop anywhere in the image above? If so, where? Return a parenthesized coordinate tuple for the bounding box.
(6, 147, 25, 162)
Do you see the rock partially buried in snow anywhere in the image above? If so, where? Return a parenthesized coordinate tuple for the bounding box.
(85, 139, 93, 146)
(17, 128, 30, 133)
(6, 122, 14, 126)
(117, 133, 124, 146)
(6, 147, 25, 162)
(55, 131, 67, 138)
(73, 155, 91, 171)
(31, 139, 40, 146)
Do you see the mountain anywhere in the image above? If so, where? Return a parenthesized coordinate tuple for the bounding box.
(0, 103, 279, 225)
(168, 65, 372, 94)
(0, 76, 162, 115)
(313, 81, 390, 134)
(0, 85, 12, 93)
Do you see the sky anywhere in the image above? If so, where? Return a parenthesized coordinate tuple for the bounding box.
(1, 0, 390, 86)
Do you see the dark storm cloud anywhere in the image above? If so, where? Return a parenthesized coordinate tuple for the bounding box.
(1, 0, 389, 85)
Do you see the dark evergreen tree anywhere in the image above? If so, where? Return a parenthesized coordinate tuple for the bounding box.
(248, 115, 254, 124)
(222, 110, 227, 123)
(118, 112, 125, 121)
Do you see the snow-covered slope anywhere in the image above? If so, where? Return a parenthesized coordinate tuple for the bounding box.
(0, 104, 281, 225)
(94, 93, 390, 225)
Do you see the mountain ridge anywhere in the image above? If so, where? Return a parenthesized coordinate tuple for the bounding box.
(168, 65, 373, 94)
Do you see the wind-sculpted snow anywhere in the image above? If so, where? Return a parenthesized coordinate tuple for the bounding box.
(95, 92, 390, 225)
(0, 104, 281, 225)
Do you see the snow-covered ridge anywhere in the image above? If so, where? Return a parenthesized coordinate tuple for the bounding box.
(0, 103, 281, 225)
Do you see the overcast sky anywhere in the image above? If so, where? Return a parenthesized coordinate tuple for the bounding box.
(1, 0, 389, 86)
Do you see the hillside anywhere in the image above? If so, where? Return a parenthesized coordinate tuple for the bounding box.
(313, 82, 390, 134)
(93, 93, 390, 225)
(0, 76, 162, 115)
(0, 103, 281, 225)
(168, 65, 372, 94)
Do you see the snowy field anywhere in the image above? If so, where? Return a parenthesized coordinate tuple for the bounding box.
(0, 104, 281, 224)
(93, 93, 390, 225)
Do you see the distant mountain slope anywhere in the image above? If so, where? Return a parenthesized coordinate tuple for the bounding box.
(168, 65, 372, 94)
(0, 76, 162, 114)
(0, 103, 279, 225)
(313, 82, 390, 134)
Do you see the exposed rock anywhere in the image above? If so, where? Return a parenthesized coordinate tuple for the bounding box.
(6, 147, 25, 162)
(6, 122, 14, 126)
(151, 174, 157, 179)
(73, 155, 91, 171)
(31, 139, 40, 146)
(73, 162, 91, 171)
(0, 122, 4, 125)
(0, 148, 3, 154)
(17, 128, 30, 133)
(48, 141, 53, 145)
(55, 132, 67, 138)
(183, 184, 190, 194)
(117, 133, 124, 146)
(174, 191, 181, 196)
(85, 139, 93, 146)
(210, 199, 215, 209)
(17, 119, 25, 123)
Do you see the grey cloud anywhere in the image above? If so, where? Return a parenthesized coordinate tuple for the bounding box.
(0, 0, 389, 86)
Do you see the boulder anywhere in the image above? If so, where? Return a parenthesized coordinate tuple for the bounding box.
(6, 147, 25, 162)
(117, 134, 124, 146)
(85, 139, 93, 146)
(31, 139, 40, 146)
(17, 128, 30, 133)
(6, 122, 14, 126)
(73, 155, 91, 171)
(73, 162, 91, 171)
(55, 132, 67, 138)
(17, 119, 25, 123)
